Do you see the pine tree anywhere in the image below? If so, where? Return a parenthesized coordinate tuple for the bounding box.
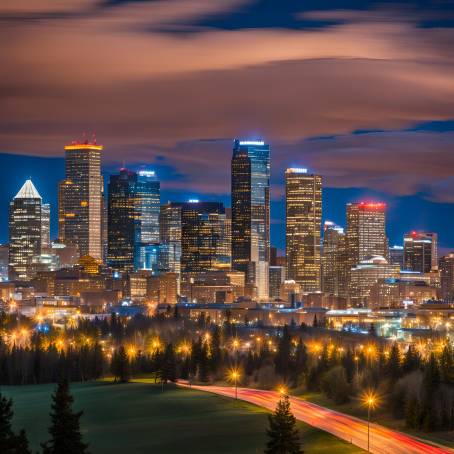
(111, 346, 130, 383)
(0, 393, 30, 454)
(265, 395, 303, 454)
(41, 380, 89, 454)
(161, 343, 176, 384)
(402, 344, 421, 375)
(274, 325, 292, 379)
(440, 341, 454, 384)
(385, 343, 401, 384)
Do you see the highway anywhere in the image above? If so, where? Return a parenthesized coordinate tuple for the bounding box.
(179, 383, 452, 454)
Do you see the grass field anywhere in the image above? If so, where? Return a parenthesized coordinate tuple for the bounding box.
(2, 381, 364, 453)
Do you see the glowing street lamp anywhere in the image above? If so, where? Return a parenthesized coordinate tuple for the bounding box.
(230, 369, 240, 399)
(362, 391, 379, 452)
(278, 386, 287, 397)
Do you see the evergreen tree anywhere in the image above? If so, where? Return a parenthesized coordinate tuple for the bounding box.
(161, 343, 176, 384)
(402, 344, 421, 375)
(341, 348, 355, 383)
(385, 343, 401, 384)
(421, 353, 441, 431)
(274, 326, 292, 379)
(111, 346, 130, 383)
(210, 326, 222, 372)
(440, 341, 454, 384)
(41, 380, 89, 454)
(265, 395, 303, 454)
(0, 392, 30, 454)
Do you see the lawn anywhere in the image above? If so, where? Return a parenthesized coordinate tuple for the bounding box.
(2, 381, 364, 453)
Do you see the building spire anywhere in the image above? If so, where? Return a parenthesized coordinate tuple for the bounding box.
(14, 179, 42, 199)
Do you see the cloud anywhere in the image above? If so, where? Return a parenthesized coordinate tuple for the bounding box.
(1, 0, 454, 203)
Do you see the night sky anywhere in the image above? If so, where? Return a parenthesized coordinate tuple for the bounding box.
(1, 0, 454, 253)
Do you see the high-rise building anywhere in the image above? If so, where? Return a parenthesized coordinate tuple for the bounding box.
(107, 169, 160, 272)
(61, 140, 103, 260)
(269, 265, 285, 300)
(231, 139, 270, 300)
(404, 232, 438, 273)
(8, 180, 43, 280)
(41, 203, 50, 251)
(389, 245, 404, 268)
(160, 202, 183, 276)
(346, 202, 387, 266)
(285, 168, 322, 292)
(346, 202, 388, 301)
(181, 201, 227, 272)
(440, 253, 454, 302)
(321, 221, 345, 296)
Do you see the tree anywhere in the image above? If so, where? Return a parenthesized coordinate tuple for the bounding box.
(402, 345, 420, 375)
(41, 380, 89, 454)
(0, 393, 30, 454)
(320, 366, 350, 405)
(111, 346, 130, 383)
(440, 341, 454, 384)
(161, 343, 176, 383)
(265, 395, 303, 454)
(274, 326, 292, 379)
(385, 343, 401, 384)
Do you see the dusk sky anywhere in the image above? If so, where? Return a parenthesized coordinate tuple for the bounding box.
(1, 0, 454, 252)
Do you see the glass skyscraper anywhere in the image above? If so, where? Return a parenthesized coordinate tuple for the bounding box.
(285, 168, 322, 292)
(9, 179, 43, 280)
(61, 141, 103, 260)
(107, 168, 160, 272)
(231, 139, 270, 300)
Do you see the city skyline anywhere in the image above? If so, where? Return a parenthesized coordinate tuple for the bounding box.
(2, 0, 454, 254)
(1, 144, 453, 256)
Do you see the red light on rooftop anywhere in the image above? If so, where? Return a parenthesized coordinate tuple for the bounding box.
(358, 202, 386, 211)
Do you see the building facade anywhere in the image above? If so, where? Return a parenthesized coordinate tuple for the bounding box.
(285, 169, 322, 293)
(440, 253, 454, 302)
(9, 180, 43, 280)
(321, 221, 346, 296)
(231, 139, 270, 300)
(60, 141, 103, 260)
(404, 232, 438, 273)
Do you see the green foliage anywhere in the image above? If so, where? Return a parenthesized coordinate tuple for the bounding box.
(320, 366, 350, 405)
(265, 395, 303, 454)
(0, 393, 30, 454)
(110, 346, 130, 383)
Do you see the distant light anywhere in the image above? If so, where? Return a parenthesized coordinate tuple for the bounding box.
(188, 199, 199, 203)
(287, 167, 307, 174)
(239, 140, 265, 146)
(138, 170, 156, 177)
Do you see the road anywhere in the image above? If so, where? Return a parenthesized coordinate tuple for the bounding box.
(178, 383, 452, 454)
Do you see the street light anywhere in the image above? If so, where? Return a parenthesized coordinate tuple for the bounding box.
(362, 391, 378, 452)
(278, 386, 287, 397)
(230, 369, 240, 399)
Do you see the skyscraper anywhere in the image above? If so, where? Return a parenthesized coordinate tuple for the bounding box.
(41, 203, 50, 251)
(107, 168, 160, 272)
(285, 168, 322, 292)
(160, 202, 183, 276)
(231, 139, 270, 300)
(404, 232, 438, 273)
(180, 201, 227, 272)
(9, 180, 43, 280)
(440, 253, 454, 302)
(61, 140, 103, 260)
(346, 202, 388, 300)
(346, 202, 387, 264)
(134, 170, 161, 270)
(321, 221, 345, 296)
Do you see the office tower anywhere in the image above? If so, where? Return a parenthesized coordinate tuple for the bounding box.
(0, 245, 9, 281)
(160, 202, 183, 276)
(107, 168, 161, 272)
(404, 232, 438, 273)
(350, 256, 400, 307)
(134, 170, 161, 270)
(269, 265, 285, 300)
(346, 202, 387, 265)
(8, 180, 43, 280)
(321, 221, 345, 296)
(61, 140, 103, 259)
(181, 201, 227, 272)
(41, 203, 50, 251)
(107, 169, 137, 272)
(389, 245, 404, 268)
(58, 179, 71, 242)
(218, 207, 232, 269)
(231, 139, 270, 300)
(285, 168, 322, 293)
(440, 253, 454, 302)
